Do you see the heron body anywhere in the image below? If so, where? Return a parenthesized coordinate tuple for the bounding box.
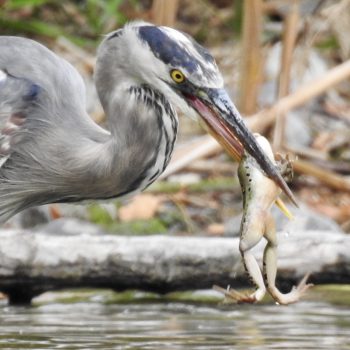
(0, 22, 295, 222)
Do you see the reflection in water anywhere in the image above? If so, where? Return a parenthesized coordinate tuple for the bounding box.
(0, 297, 349, 349)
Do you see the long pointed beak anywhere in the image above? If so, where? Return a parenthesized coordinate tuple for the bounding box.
(185, 88, 298, 206)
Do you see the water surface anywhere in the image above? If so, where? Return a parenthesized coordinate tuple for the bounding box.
(0, 289, 349, 349)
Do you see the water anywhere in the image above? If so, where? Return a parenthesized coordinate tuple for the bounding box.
(0, 292, 349, 350)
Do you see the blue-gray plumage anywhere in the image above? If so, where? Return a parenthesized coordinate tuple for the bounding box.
(138, 26, 215, 77)
(0, 21, 296, 222)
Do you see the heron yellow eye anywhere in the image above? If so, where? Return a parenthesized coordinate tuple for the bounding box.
(170, 69, 185, 83)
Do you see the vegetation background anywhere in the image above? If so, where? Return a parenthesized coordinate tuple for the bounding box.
(1, 0, 350, 236)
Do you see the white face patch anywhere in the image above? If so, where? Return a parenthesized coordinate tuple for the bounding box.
(0, 70, 7, 83)
(161, 27, 190, 46)
(136, 24, 223, 89)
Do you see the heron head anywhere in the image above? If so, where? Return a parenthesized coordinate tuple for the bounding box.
(103, 22, 296, 205)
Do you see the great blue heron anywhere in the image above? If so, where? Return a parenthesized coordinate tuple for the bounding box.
(0, 21, 296, 223)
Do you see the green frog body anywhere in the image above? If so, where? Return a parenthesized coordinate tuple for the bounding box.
(236, 134, 311, 304)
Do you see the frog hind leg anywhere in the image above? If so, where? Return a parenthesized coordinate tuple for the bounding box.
(263, 215, 313, 305)
(238, 217, 266, 303)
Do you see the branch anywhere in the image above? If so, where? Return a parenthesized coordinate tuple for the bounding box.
(0, 220, 349, 304)
(249, 59, 350, 133)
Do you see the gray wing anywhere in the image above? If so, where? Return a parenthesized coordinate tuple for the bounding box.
(0, 36, 91, 168)
(0, 36, 87, 103)
(0, 69, 34, 167)
(0, 36, 112, 164)
(0, 37, 110, 221)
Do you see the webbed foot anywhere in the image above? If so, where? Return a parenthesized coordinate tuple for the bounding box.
(213, 285, 265, 304)
(268, 273, 313, 305)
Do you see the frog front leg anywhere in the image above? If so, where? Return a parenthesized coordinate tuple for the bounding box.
(263, 214, 313, 305)
(238, 212, 267, 303)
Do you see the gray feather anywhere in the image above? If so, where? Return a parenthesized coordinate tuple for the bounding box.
(0, 32, 178, 222)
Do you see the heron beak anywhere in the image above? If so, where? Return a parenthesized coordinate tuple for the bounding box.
(185, 87, 298, 206)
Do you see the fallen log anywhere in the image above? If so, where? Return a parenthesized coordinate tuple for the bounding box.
(0, 219, 349, 304)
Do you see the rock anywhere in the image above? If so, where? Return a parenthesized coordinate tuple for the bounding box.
(224, 215, 242, 237)
(39, 218, 104, 236)
(263, 43, 329, 98)
(6, 207, 51, 229)
(5, 202, 118, 230)
(224, 204, 343, 237)
(284, 108, 314, 148)
(272, 204, 344, 233)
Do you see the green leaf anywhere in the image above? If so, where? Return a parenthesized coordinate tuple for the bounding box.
(5, 0, 53, 10)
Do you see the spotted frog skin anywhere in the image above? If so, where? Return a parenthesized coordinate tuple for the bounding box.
(229, 135, 312, 304)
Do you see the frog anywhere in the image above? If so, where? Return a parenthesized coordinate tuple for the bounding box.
(215, 134, 312, 305)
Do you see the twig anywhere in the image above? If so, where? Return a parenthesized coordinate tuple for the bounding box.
(184, 160, 235, 175)
(169, 194, 196, 233)
(238, 0, 263, 114)
(312, 160, 350, 174)
(165, 136, 350, 192)
(248, 59, 350, 133)
(285, 145, 327, 161)
(55, 36, 95, 73)
(213, 284, 245, 301)
(159, 137, 221, 179)
(287, 145, 350, 175)
(273, 0, 299, 151)
(151, 0, 179, 26)
(294, 159, 350, 191)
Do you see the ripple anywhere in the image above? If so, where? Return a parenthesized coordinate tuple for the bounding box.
(0, 297, 349, 349)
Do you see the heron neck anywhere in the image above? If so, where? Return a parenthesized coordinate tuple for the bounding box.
(98, 83, 178, 198)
